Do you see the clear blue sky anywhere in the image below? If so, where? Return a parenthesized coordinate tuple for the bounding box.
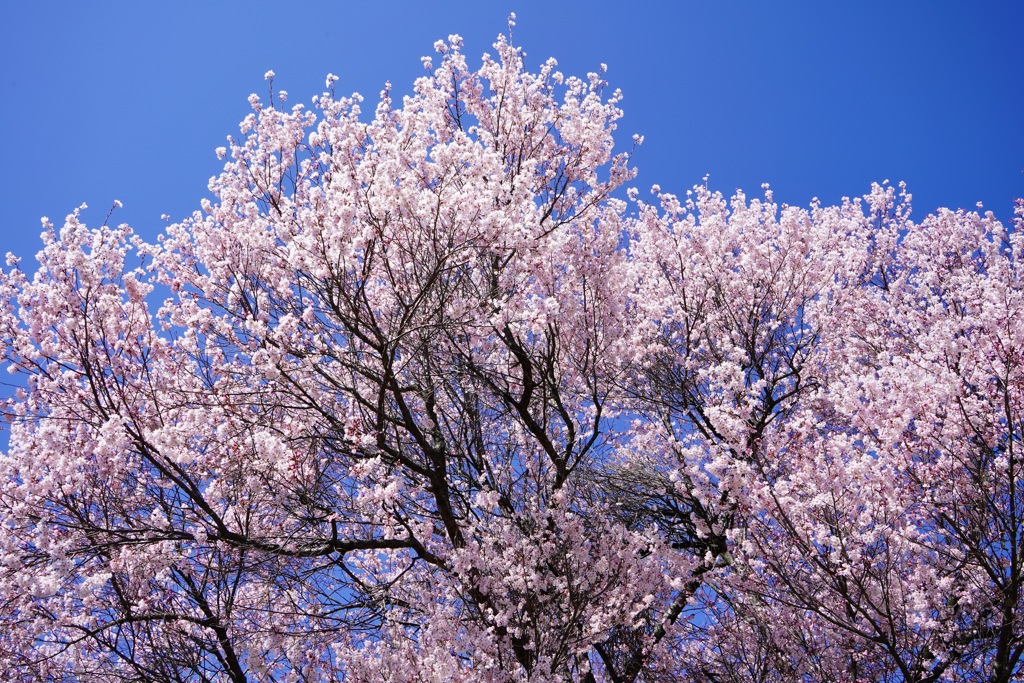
(1, 2, 1021, 263)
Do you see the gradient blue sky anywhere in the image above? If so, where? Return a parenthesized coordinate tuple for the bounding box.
(1, 2, 1021, 263)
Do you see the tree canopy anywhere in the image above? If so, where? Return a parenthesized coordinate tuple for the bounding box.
(1, 27, 1022, 683)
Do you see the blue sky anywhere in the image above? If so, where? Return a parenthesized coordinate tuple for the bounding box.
(1, 1, 1021, 264)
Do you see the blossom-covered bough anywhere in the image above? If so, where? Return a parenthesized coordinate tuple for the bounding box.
(1, 21, 1021, 683)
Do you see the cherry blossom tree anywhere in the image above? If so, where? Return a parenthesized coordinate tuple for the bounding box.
(617, 185, 1024, 683)
(0, 21, 1021, 683)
